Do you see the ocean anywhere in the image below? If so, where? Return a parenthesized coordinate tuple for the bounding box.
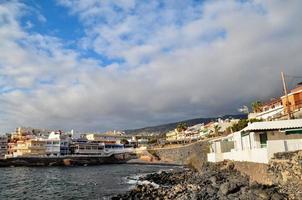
(0, 164, 181, 200)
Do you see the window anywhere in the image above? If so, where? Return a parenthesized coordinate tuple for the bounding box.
(259, 132, 268, 148)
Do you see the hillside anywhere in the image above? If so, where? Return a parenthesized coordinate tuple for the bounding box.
(124, 114, 247, 135)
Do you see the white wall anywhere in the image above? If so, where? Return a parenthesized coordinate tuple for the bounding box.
(233, 131, 242, 151)
(208, 131, 302, 164)
(207, 152, 224, 162)
(207, 148, 269, 163)
(267, 139, 302, 159)
(223, 148, 269, 163)
(45, 140, 60, 155)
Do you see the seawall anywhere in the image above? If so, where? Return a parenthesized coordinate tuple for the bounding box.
(232, 161, 272, 185)
(148, 140, 301, 196)
(0, 153, 132, 167)
(147, 140, 209, 170)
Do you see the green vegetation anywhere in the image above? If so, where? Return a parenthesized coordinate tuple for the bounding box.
(213, 125, 221, 136)
(176, 122, 188, 132)
(251, 101, 262, 112)
(230, 118, 263, 132)
(120, 138, 129, 145)
(148, 138, 158, 144)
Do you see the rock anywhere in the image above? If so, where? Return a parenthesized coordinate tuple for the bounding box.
(220, 183, 231, 195)
(271, 193, 286, 200)
(206, 186, 216, 196)
(219, 182, 241, 195)
(63, 159, 72, 166)
(209, 176, 217, 185)
(268, 150, 302, 199)
(257, 190, 269, 199)
(112, 160, 290, 200)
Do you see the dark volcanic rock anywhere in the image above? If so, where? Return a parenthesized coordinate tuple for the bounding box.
(112, 162, 288, 200)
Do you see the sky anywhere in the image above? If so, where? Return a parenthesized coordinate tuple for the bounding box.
(0, 0, 302, 132)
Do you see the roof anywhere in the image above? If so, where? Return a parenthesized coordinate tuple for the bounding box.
(243, 119, 302, 132)
(260, 98, 281, 107)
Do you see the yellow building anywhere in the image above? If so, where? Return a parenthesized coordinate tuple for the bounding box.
(10, 127, 33, 142)
(165, 129, 186, 141)
(13, 139, 46, 157)
(166, 131, 178, 141)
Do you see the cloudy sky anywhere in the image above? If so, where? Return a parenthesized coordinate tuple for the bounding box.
(0, 0, 302, 132)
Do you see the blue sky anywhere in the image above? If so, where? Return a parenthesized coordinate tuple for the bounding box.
(0, 0, 302, 132)
(20, 0, 113, 64)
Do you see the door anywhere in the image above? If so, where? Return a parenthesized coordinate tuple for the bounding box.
(259, 132, 268, 148)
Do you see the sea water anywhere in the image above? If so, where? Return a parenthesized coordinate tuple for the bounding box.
(0, 164, 181, 200)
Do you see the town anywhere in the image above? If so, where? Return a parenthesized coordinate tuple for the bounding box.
(1, 1, 302, 199)
(1, 79, 302, 167)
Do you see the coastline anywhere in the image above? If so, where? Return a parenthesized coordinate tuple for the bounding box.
(0, 154, 132, 167)
(112, 162, 288, 200)
(126, 158, 183, 166)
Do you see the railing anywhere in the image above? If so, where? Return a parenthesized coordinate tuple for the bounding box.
(284, 101, 302, 112)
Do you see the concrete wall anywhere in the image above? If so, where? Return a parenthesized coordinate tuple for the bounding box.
(232, 161, 272, 185)
(222, 150, 301, 187)
(208, 148, 269, 163)
(267, 131, 302, 158)
(148, 140, 209, 169)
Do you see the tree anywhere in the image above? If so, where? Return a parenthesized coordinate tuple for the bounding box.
(225, 127, 232, 135)
(230, 118, 263, 132)
(251, 101, 262, 113)
(120, 139, 129, 145)
(213, 124, 221, 136)
(148, 138, 158, 144)
(176, 122, 188, 132)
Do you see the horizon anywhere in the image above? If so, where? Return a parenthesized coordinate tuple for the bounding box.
(1, 0, 302, 132)
(1, 113, 246, 134)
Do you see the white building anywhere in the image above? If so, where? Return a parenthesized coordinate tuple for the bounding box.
(72, 141, 105, 155)
(71, 140, 131, 155)
(166, 123, 207, 143)
(45, 132, 71, 156)
(86, 133, 132, 144)
(248, 99, 283, 120)
(207, 119, 302, 163)
(137, 138, 149, 147)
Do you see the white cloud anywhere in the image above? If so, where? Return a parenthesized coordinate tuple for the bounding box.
(0, 0, 302, 132)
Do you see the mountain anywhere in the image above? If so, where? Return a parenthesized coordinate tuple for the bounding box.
(124, 114, 247, 136)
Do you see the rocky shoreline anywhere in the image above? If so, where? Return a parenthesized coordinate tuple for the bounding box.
(112, 162, 289, 200)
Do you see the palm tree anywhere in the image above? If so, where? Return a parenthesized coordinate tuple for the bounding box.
(213, 125, 221, 136)
(176, 123, 188, 132)
(251, 101, 262, 113)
